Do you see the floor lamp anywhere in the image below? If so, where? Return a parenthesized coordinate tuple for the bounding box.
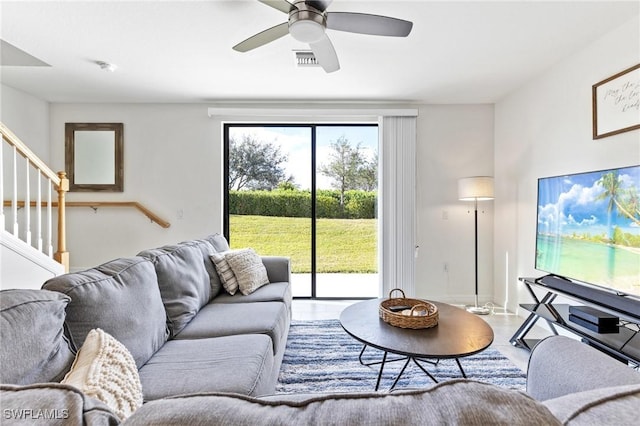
(458, 176, 494, 315)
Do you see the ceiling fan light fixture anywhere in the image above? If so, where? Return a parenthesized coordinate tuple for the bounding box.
(289, 19, 325, 43)
(234, 1, 413, 73)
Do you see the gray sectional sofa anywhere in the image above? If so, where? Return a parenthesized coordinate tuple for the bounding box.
(53, 234, 292, 400)
(1, 233, 639, 425)
(1, 234, 292, 406)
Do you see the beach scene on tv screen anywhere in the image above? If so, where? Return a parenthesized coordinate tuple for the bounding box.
(536, 166, 640, 297)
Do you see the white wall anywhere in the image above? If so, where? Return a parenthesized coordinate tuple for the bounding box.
(47, 102, 496, 287)
(415, 104, 495, 304)
(49, 104, 221, 268)
(494, 15, 640, 313)
(1, 84, 50, 161)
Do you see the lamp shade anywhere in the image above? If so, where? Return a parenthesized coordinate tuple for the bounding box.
(458, 177, 494, 201)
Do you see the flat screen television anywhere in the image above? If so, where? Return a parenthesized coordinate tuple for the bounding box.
(535, 165, 640, 302)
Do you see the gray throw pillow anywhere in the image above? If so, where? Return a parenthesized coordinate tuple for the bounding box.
(43, 257, 169, 369)
(0, 289, 75, 385)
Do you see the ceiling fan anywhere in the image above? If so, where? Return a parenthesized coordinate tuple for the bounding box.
(233, 0, 413, 73)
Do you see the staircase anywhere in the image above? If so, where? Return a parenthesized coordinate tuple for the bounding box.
(1, 230, 64, 289)
(1, 122, 68, 289)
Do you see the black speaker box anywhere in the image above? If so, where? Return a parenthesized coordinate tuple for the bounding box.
(568, 314, 618, 334)
(569, 305, 619, 326)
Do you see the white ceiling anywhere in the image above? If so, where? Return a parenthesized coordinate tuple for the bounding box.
(1, 0, 638, 104)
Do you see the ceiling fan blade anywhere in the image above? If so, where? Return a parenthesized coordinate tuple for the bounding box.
(233, 22, 290, 52)
(326, 12, 413, 37)
(309, 34, 340, 73)
(305, 1, 333, 12)
(258, 0, 296, 14)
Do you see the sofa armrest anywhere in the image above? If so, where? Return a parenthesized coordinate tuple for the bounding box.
(1, 383, 120, 425)
(542, 384, 640, 424)
(261, 256, 291, 284)
(526, 335, 640, 401)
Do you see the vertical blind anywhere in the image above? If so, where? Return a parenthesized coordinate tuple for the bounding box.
(380, 116, 417, 297)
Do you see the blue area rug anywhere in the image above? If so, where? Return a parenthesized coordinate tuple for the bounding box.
(276, 319, 526, 394)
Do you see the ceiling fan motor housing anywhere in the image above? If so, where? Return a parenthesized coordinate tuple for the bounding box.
(289, 2, 326, 43)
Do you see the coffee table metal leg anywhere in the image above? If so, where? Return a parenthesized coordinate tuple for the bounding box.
(425, 358, 440, 366)
(389, 357, 413, 390)
(359, 346, 460, 391)
(374, 351, 388, 391)
(358, 344, 368, 365)
(455, 358, 467, 378)
(412, 358, 439, 384)
(359, 344, 409, 367)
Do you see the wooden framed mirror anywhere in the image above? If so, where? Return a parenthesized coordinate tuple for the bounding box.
(65, 123, 123, 192)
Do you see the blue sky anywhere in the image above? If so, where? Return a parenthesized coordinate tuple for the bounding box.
(229, 125, 378, 190)
(537, 166, 640, 236)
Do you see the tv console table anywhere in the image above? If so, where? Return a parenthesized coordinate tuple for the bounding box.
(510, 277, 640, 366)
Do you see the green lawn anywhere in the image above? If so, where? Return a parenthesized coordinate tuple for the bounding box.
(229, 215, 377, 273)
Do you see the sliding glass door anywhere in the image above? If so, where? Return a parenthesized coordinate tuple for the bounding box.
(224, 123, 378, 299)
(314, 125, 378, 298)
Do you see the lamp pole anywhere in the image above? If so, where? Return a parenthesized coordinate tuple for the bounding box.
(474, 197, 479, 308)
(468, 196, 489, 315)
(458, 176, 494, 315)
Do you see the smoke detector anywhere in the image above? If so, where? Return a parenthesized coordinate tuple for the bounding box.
(294, 51, 320, 68)
(96, 60, 117, 72)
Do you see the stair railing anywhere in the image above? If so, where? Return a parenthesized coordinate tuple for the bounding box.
(1, 122, 69, 271)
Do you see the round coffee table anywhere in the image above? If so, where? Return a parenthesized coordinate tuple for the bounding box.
(339, 298, 494, 390)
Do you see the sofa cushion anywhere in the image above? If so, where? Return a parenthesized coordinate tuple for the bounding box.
(211, 281, 291, 305)
(543, 384, 640, 425)
(138, 242, 211, 336)
(225, 248, 270, 295)
(138, 334, 275, 401)
(182, 238, 223, 298)
(43, 257, 169, 369)
(0, 383, 120, 426)
(175, 302, 289, 355)
(0, 289, 75, 385)
(125, 379, 561, 426)
(61, 329, 142, 421)
(203, 233, 231, 252)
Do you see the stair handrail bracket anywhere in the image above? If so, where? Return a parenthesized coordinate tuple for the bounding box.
(1, 122, 69, 272)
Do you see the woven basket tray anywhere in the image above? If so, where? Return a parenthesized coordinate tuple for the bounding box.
(379, 289, 438, 329)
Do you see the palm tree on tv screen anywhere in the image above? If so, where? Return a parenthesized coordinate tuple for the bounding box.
(596, 171, 640, 231)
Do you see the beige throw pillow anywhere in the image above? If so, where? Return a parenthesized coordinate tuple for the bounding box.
(225, 248, 270, 295)
(61, 328, 142, 421)
(211, 251, 239, 295)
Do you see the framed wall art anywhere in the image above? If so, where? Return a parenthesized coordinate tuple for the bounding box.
(65, 123, 124, 192)
(592, 64, 640, 139)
